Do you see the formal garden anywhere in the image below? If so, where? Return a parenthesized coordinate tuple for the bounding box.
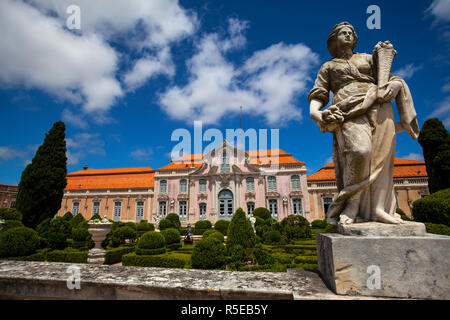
(1, 190, 449, 272)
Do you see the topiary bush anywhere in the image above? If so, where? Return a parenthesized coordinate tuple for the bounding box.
(214, 220, 230, 235)
(166, 213, 181, 230)
(254, 243, 275, 265)
(158, 219, 173, 231)
(396, 208, 412, 221)
(191, 237, 226, 270)
(424, 222, 450, 236)
(137, 220, 155, 236)
(412, 188, 450, 226)
(1, 220, 24, 232)
(69, 213, 86, 230)
(46, 248, 88, 263)
(104, 246, 135, 265)
(0, 208, 23, 221)
(252, 207, 271, 220)
(136, 231, 166, 255)
(90, 213, 102, 221)
(62, 212, 73, 221)
(162, 228, 181, 251)
(280, 215, 311, 240)
(311, 219, 327, 229)
(228, 244, 245, 269)
(122, 252, 186, 268)
(37, 216, 71, 250)
(194, 220, 212, 235)
(203, 230, 224, 243)
(265, 230, 281, 243)
(109, 226, 137, 248)
(70, 227, 93, 250)
(0, 227, 40, 258)
(227, 208, 256, 250)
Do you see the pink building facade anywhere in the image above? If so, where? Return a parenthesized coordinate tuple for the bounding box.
(153, 141, 310, 225)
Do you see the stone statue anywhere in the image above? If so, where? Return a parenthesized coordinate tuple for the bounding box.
(153, 215, 160, 231)
(308, 22, 419, 227)
(184, 224, 194, 244)
(249, 214, 256, 232)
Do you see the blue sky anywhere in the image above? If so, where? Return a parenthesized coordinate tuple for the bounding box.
(1, 0, 450, 185)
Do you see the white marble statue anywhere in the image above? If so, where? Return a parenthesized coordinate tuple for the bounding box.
(153, 215, 160, 231)
(308, 22, 419, 226)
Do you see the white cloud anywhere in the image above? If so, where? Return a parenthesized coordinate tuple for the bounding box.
(426, 0, 450, 24)
(130, 148, 154, 162)
(401, 153, 424, 161)
(0, 146, 27, 161)
(62, 109, 88, 129)
(324, 156, 333, 165)
(66, 133, 106, 166)
(0, 0, 196, 121)
(429, 96, 450, 126)
(159, 19, 319, 125)
(393, 64, 422, 80)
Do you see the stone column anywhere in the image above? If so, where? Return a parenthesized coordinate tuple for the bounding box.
(258, 177, 265, 207)
(188, 179, 195, 223)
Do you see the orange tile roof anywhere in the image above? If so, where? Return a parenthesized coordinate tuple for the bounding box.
(307, 158, 427, 181)
(65, 167, 154, 190)
(157, 162, 203, 171)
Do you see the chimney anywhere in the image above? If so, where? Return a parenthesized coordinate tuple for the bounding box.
(83, 165, 88, 170)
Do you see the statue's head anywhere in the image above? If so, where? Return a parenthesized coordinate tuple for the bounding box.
(327, 22, 358, 57)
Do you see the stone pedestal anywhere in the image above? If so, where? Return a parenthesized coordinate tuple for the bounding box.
(316, 228, 450, 299)
(87, 222, 112, 265)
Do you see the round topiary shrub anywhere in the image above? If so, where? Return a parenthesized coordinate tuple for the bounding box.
(0, 227, 40, 258)
(191, 237, 226, 269)
(252, 207, 271, 220)
(136, 231, 166, 255)
(203, 230, 224, 243)
(166, 213, 181, 230)
(412, 188, 450, 226)
(227, 208, 255, 250)
(69, 213, 86, 229)
(194, 220, 212, 235)
(0, 208, 23, 221)
(311, 219, 327, 229)
(39, 216, 72, 250)
(110, 226, 137, 247)
(62, 212, 74, 221)
(162, 228, 181, 250)
(90, 213, 102, 221)
(158, 219, 173, 231)
(214, 220, 230, 236)
(280, 215, 311, 240)
(265, 230, 281, 243)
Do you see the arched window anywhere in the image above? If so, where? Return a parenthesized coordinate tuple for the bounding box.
(291, 175, 301, 190)
(180, 179, 187, 193)
(267, 176, 277, 191)
(246, 177, 255, 192)
(199, 179, 207, 193)
(160, 180, 167, 194)
(218, 189, 233, 218)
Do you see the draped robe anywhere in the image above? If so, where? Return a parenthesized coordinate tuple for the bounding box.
(308, 53, 419, 223)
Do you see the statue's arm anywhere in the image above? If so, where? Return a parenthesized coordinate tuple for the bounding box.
(310, 98, 325, 125)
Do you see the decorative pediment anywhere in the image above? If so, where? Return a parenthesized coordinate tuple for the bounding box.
(198, 193, 208, 201)
(232, 164, 242, 173)
(266, 191, 280, 198)
(157, 194, 169, 201)
(245, 192, 256, 200)
(219, 174, 231, 187)
(177, 193, 189, 200)
(289, 191, 303, 198)
(208, 166, 218, 175)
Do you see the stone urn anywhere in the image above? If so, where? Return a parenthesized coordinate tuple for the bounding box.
(87, 220, 112, 264)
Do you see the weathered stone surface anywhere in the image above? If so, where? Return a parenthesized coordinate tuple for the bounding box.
(316, 232, 450, 299)
(0, 260, 341, 300)
(337, 221, 426, 236)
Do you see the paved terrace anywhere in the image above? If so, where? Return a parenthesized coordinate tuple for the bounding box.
(0, 260, 385, 300)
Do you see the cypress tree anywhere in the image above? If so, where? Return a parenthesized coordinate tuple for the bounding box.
(226, 208, 255, 250)
(418, 118, 450, 193)
(15, 121, 67, 229)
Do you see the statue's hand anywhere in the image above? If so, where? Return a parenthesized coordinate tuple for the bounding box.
(378, 81, 402, 102)
(315, 106, 344, 132)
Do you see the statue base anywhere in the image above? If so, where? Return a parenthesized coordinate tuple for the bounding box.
(87, 248, 106, 265)
(337, 221, 426, 236)
(316, 232, 450, 299)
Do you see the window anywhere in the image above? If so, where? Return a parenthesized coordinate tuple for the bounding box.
(199, 179, 207, 193)
(292, 198, 302, 215)
(323, 197, 333, 216)
(92, 201, 100, 216)
(246, 177, 255, 192)
(180, 179, 187, 193)
(221, 150, 230, 173)
(267, 176, 277, 191)
(291, 175, 301, 190)
(199, 203, 206, 219)
(268, 199, 278, 218)
(136, 201, 144, 221)
(160, 180, 167, 194)
(247, 202, 255, 216)
(9, 201, 16, 208)
(72, 201, 80, 215)
(113, 201, 122, 221)
(179, 201, 187, 220)
(158, 201, 167, 218)
(218, 189, 233, 219)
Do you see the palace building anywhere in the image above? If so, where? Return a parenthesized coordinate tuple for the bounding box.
(57, 141, 429, 224)
(0, 184, 18, 209)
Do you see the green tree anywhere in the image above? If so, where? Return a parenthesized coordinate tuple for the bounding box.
(15, 121, 67, 229)
(226, 208, 255, 250)
(418, 118, 450, 193)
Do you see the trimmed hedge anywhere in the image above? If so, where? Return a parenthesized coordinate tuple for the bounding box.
(138, 231, 165, 248)
(122, 252, 186, 268)
(166, 213, 181, 230)
(0, 227, 40, 258)
(46, 248, 88, 263)
(162, 228, 181, 244)
(214, 220, 230, 236)
(0, 208, 23, 221)
(254, 244, 275, 265)
(191, 237, 226, 270)
(252, 207, 271, 220)
(412, 188, 450, 226)
(137, 221, 155, 236)
(424, 222, 450, 236)
(158, 219, 173, 231)
(194, 220, 212, 235)
(203, 230, 224, 243)
(135, 247, 166, 256)
(104, 246, 135, 265)
(311, 219, 327, 229)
